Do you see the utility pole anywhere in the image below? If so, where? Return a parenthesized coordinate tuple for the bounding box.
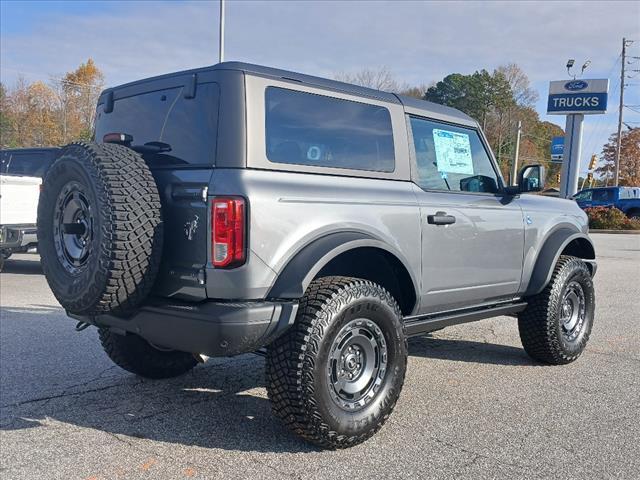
(218, 0, 225, 63)
(614, 38, 629, 186)
(510, 121, 522, 186)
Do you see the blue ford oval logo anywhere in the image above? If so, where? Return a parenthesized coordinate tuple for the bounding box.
(565, 80, 588, 91)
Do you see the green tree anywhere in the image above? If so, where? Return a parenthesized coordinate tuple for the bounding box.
(424, 69, 513, 130)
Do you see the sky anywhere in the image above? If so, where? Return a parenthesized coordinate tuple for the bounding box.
(1, 0, 639, 174)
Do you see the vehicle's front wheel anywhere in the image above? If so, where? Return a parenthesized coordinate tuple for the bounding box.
(98, 328, 198, 379)
(518, 255, 595, 364)
(266, 276, 407, 449)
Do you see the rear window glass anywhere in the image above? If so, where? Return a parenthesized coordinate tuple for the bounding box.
(6, 152, 55, 177)
(265, 87, 395, 172)
(94, 82, 219, 166)
(619, 187, 639, 199)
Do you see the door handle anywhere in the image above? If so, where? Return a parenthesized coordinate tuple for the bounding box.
(427, 211, 456, 225)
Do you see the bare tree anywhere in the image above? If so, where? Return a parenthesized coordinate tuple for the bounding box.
(497, 63, 539, 107)
(334, 66, 400, 92)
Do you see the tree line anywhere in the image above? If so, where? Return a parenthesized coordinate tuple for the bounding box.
(0, 59, 104, 149)
(1, 60, 636, 186)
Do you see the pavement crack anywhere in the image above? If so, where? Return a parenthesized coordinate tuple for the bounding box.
(0, 381, 139, 410)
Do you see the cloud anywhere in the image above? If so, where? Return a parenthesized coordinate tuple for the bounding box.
(2, 1, 638, 85)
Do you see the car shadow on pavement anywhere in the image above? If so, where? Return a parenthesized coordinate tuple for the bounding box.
(408, 335, 536, 366)
(1, 257, 43, 275)
(1, 349, 319, 453)
(1, 307, 535, 454)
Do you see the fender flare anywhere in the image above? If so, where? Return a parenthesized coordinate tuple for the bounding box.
(267, 231, 419, 301)
(525, 228, 595, 296)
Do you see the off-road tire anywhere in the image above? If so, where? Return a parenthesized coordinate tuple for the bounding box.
(518, 255, 595, 364)
(266, 276, 408, 449)
(38, 142, 163, 316)
(98, 328, 197, 379)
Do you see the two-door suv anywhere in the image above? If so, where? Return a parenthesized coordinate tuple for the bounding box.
(38, 62, 596, 448)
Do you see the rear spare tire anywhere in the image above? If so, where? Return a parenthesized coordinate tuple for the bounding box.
(38, 142, 163, 316)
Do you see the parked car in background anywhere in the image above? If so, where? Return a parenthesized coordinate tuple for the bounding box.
(572, 186, 640, 219)
(0, 147, 60, 177)
(0, 147, 60, 270)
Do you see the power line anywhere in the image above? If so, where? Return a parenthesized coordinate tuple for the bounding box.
(578, 52, 622, 160)
(615, 37, 635, 185)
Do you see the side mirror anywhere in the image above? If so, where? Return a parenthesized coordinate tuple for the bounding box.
(518, 164, 546, 193)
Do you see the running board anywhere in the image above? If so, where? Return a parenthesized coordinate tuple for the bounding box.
(403, 302, 527, 337)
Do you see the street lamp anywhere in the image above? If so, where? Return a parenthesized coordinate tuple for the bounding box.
(566, 58, 591, 79)
(566, 59, 575, 77)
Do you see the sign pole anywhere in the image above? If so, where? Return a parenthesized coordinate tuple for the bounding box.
(510, 121, 522, 186)
(560, 113, 584, 198)
(547, 78, 608, 198)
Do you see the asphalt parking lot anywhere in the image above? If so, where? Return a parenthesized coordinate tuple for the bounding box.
(1, 233, 638, 480)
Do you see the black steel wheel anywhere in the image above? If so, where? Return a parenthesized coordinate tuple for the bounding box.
(266, 276, 407, 449)
(518, 255, 595, 364)
(327, 318, 388, 411)
(53, 182, 94, 274)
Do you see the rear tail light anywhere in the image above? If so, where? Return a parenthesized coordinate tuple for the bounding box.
(211, 197, 246, 268)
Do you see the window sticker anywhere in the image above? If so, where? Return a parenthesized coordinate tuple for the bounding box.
(432, 129, 474, 175)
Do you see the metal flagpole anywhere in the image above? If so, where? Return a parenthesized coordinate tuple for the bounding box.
(219, 0, 225, 63)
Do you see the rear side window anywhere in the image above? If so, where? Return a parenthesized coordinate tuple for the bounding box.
(265, 87, 395, 172)
(95, 82, 219, 166)
(592, 189, 614, 202)
(619, 188, 639, 199)
(410, 116, 500, 194)
(6, 152, 53, 177)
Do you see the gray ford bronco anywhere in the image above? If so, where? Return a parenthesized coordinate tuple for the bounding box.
(38, 62, 596, 449)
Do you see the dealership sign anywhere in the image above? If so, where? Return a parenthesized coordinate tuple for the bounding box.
(547, 79, 609, 115)
(550, 136, 564, 162)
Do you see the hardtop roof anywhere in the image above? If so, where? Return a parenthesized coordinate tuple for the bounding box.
(101, 61, 476, 126)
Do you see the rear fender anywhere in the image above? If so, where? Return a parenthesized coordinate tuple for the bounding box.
(267, 231, 418, 302)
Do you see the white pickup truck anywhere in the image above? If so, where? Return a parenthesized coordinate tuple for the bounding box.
(0, 175, 41, 270)
(0, 147, 60, 271)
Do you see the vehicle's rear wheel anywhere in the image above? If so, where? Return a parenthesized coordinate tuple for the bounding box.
(37, 142, 163, 316)
(266, 276, 407, 449)
(518, 255, 595, 364)
(98, 328, 198, 379)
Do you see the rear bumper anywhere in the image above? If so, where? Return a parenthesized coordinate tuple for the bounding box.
(0, 224, 37, 250)
(69, 299, 299, 357)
